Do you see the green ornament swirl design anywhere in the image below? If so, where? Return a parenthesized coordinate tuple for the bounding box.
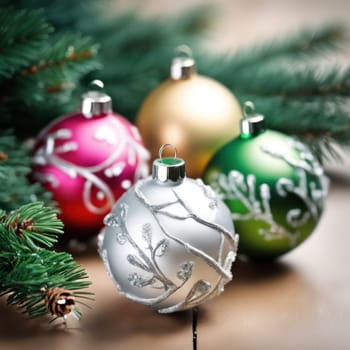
(206, 136, 328, 256)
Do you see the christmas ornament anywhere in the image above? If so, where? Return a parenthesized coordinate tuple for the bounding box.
(99, 144, 238, 313)
(136, 45, 242, 178)
(32, 81, 149, 238)
(203, 102, 328, 259)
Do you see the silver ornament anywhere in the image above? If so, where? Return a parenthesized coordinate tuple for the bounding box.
(99, 144, 238, 313)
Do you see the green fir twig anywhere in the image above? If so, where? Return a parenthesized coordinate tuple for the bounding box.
(0, 6, 100, 136)
(0, 7, 52, 78)
(0, 202, 93, 319)
(0, 131, 52, 211)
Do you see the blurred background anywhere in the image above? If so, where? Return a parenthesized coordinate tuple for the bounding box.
(115, 0, 350, 175)
(116, 0, 350, 51)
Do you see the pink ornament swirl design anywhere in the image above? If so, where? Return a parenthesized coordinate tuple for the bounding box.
(33, 117, 149, 215)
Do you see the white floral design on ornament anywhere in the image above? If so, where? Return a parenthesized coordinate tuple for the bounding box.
(210, 138, 328, 246)
(32, 118, 149, 215)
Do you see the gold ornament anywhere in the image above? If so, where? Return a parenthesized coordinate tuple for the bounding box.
(136, 46, 242, 178)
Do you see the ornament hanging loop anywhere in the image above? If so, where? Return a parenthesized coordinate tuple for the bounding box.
(171, 45, 196, 80)
(174, 44, 193, 59)
(159, 143, 177, 160)
(240, 101, 265, 137)
(243, 101, 257, 119)
(89, 79, 105, 90)
(81, 79, 112, 118)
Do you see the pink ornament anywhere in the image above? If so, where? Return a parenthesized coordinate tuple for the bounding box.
(32, 82, 149, 238)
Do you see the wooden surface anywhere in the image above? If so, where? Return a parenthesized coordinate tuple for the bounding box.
(1, 172, 350, 350)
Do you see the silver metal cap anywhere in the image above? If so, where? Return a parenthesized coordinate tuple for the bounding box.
(240, 101, 265, 138)
(152, 144, 186, 184)
(81, 80, 112, 118)
(170, 45, 196, 80)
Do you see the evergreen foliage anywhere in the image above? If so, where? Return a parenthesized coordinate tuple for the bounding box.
(0, 202, 93, 319)
(0, 1, 210, 134)
(0, 131, 52, 211)
(0, 7, 95, 319)
(2, 2, 350, 160)
(0, 6, 100, 136)
(6, 0, 349, 162)
(199, 23, 350, 160)
(0, 7, 52, 78)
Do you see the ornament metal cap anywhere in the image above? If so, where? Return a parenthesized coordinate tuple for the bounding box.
(81, 80, 112, 118)
(240, 101, 265, 138)
(170, 45, 196, 80)
(152, 144, 186, 184)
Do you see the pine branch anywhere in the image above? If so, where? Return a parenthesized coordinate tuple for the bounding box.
(18, 33, 99, 79)
(235, 93, 350, 162)
(0, 128, 94, 320)
(223, 60, 350, 162)
(0, 7, 100, 137)
(1, 249, 92, 318)
(0, 2, 210, 126)
(198, 24, 350, 162)
(0, 7, 52, 78)
(12, 32, 100, 107)
(199, 23, 347, 80)
(0, 202, 93, 319)
(0, 131, 52, 211)
(0, 202, 63, 249)
(2, 2, 350, 162)
(221, 60, 350, 97)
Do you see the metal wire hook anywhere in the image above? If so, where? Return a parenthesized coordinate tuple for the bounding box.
(243, 101, 256, 118)
(159, 144, 177, 159)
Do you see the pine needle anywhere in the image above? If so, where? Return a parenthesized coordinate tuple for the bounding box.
(0, 207, 93, 318)
(0, 7, 52, 78)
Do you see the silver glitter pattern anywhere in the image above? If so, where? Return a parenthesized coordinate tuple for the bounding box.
(102, 179, 238, 313)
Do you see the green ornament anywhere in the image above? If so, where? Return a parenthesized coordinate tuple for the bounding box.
(203, 102, 329, 259)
